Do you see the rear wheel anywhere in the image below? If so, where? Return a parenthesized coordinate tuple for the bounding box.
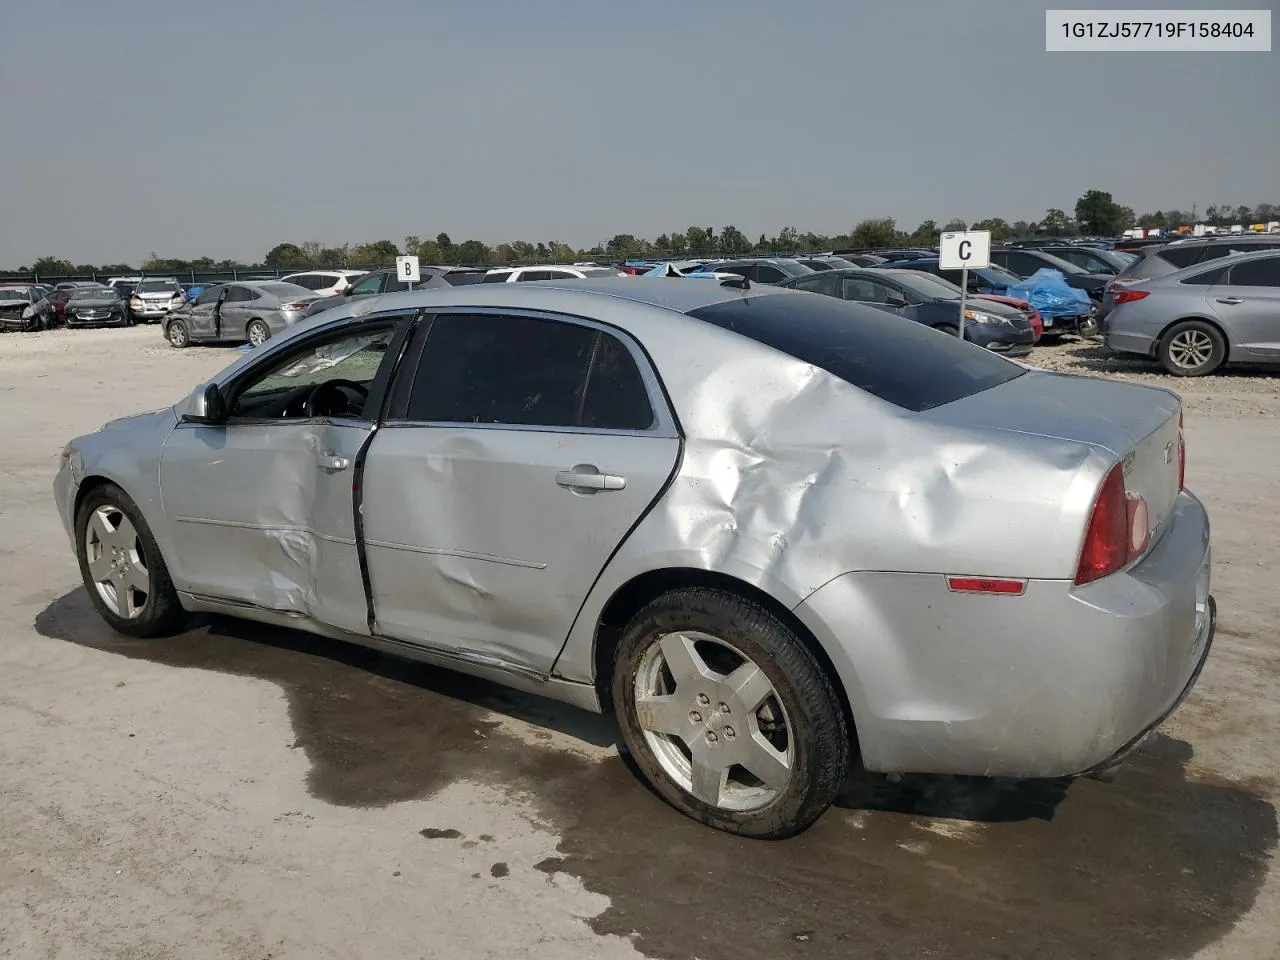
(1159, 320, 1225, 377)
(166, 319, 190, 348)
(612, 587, 850, 839)
(247, 319, 270, 346)
(75, 483, 186, 638)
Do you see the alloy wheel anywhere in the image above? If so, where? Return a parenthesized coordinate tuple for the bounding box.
(1168, 329, 1215, 370)
(84, 505, 149, 619)
(633, 631, 793, 812)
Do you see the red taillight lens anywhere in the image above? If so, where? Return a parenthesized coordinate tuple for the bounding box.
(1113, 289, 1149, 305)
(1178, 409, 1186, 490)
(1076, 464, 1130, 584)
(283, 302, 310, 311)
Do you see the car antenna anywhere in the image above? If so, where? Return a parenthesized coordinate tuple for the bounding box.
(720, 275, 750, 290)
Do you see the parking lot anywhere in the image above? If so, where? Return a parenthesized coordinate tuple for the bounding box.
(2, 326, 1279, 960)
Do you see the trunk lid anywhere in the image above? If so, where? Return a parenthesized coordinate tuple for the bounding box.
(923, 369, 1183, 548)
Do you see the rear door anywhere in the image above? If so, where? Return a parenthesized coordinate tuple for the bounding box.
(1217, 256, 1280, 358)
(360, 310, 681, 673)
(218, 285, 254, 337)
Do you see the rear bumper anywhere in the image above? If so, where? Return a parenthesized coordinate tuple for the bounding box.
(1105, 328, 1158, 357)
(793, 490, 1214, 778)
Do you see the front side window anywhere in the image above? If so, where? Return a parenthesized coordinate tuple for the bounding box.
(229, 326, 396, 420)
(755, 265, 788, 283)
(196, 285, 226, 305)
(407, 313, 653, 430)
(350, 273, 385, 295)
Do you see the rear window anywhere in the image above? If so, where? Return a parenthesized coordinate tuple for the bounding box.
(443, 270, 488, 286)
(1158, 245, 1205, 270)
(686, 293, 1026, 412)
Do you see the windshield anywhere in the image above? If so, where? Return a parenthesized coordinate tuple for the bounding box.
(981, 264, 1025, 286)
(0, 288, 33, 301)
(137, 279, 180, 293)
(888, 270, 960, 300)
(71, 287, 114, 300)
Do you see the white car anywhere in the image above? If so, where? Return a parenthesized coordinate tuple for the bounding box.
(482, 265, 626, 283)
(278, 270, 366, 297)
(128, 277, 184, 323)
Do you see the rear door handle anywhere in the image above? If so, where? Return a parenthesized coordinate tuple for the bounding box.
(317, 452, 350, 471)
(556, 464, 626, 493)
(1216, 297, 1244, 305)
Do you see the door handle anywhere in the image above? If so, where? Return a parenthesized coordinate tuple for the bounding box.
(1215, 297, 1244, 305)
(556, 464, 626, 493)
(317, 452, 350, 471)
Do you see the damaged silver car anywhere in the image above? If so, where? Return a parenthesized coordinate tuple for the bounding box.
(53, 278, 1216, 838)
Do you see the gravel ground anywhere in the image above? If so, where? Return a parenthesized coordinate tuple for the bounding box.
(1, 324, 1279, 960)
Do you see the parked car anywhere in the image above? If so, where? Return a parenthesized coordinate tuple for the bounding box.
(163, 281, 317, 347)
(53, 278, 1212, 839)
(1103, 249, 1280, 376)
(1101, 235, 1280, 320)
(881, 259, 1093, 338)
(128, 277, 185, 323)
(64, 285, 130, 328)
(707, 258, 816, 284)
(482, 265, 625, 282)
(303, 265, 489, 318)
(1039, 246, 1136, 275)
(988, 248, 1110, 302)
(778, 267, 1036, 356)
(0, 284, 50, 331)
(886, 270, 1044, 341)
(46, 282, 103, 325)
(278, 270, 366, 297)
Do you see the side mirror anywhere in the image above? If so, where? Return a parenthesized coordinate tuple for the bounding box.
(341, 285, 354, 296)
(181, 382, 228, 424)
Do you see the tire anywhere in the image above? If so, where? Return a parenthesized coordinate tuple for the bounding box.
(166, 319, 190, 348)
(246, 319, 270, 346)
(935, 323, 960, 337)
(1159, 319, 1225, 377)
(611, 587, 850, 839)
(75, 482, 186, 638)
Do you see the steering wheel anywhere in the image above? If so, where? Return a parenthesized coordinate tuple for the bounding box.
(303, 379, 370, 418)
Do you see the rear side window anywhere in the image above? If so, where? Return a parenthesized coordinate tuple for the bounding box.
(1228, 257, 1280, 287)
(755, 265, 789, 283)
(687, 294, 1025, 412)
(1179, 265, 1229, 285)
(408, 314, 654, 429)
(1159, 245, 1206, 269)
(443, 271, 487, 286)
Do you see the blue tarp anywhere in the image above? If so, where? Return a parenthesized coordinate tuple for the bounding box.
(1006, 268, 1092, 319)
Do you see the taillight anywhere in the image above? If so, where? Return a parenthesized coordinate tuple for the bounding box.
(1075, 463, 1149, 585)
(282, 301, 310, 311)
(1113, 289, 1149, 305)
(1178, 408, 1186, 490)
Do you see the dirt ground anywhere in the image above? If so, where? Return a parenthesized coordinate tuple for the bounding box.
(2, 326, 1278, 960)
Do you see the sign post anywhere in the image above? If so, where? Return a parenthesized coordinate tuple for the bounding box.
(395, 255, 421, 291)
(938, 230, 992, 343)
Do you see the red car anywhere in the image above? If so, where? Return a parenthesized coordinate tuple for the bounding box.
(973, 293, 1043, 342)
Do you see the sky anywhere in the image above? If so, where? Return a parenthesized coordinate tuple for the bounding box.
(1, 0, 1276, 267)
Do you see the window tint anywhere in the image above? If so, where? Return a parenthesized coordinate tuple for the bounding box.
(687, 294, 1025, 412)
(196, 285, 225, 305)
(755, 265, 788, 283)
(580, 332, 655, 430)
(1159, 245, 1205, 269)
(442, 271, 488, 286)
(483, 271, 512, 283)
(546, 270, 578, 280)
(1005, 252, 1047, 276)
(1179, 265, 1229, 285)
(409, 314, 595, 426)
(518, 270, 552, 281)
(795, 273, 841, 298)
(225, 286, 255, 303)
(1228, 257, 1280, 287)
(842, 278, 895, 303)
(350, 273, 385, 295)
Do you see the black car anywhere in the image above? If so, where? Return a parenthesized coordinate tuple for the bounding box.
(777, 267, 1036, 357)
(304, 265, 489, 318)
(1039, 245, 1135, 276)
(988, 247, 1109, 302)
(705, 258, 816, 284)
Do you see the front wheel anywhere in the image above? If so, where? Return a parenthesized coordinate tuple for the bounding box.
(612, 587, 850, 839)
(935, 323, 960, 338)
(1159, 320, 1225, 377)
(75, 482, 186, 638)
(246, 319, 270, 346)
(166, 319, 190, 348)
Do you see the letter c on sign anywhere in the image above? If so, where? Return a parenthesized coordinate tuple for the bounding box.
(958, 240, 972, 261)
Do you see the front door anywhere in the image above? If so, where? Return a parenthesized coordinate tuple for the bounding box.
(158, 320, 407, 634)
(185, 286, 223, 339)
(360, 310, 681, 673)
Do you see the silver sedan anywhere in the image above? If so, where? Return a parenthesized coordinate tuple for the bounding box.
(162, 281, 319, 348)
(1104, 248, 1280, 376)
(53, 278, 1215, 838)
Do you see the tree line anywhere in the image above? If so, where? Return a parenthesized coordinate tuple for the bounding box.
(14, 190, 1278, 276)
